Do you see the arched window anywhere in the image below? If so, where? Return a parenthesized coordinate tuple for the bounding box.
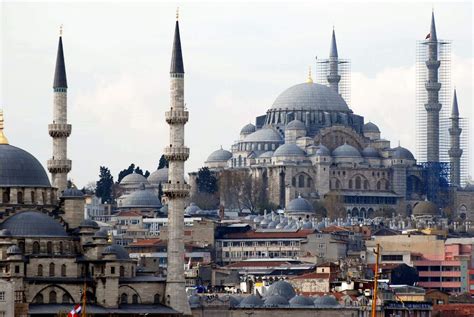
(37, 264, 43, 276)
(18, 241, 25, 253)
(377, 181, 381, 190)
(61, 264, 67, 277)
(17, 191, 24, 204)
(62, 294, 70, 304)
(2, 189, 9, 203)
(132, 294, 139, 304)
(292, 177, 296, 186)
(364, 180, 369, 190)
(32, 241, 40, 254)
(355, 177, 361, 189)
(35, 293, 44, 304)
(47, 241, 53, 254)
(120, 266, 125, 277)
(49, 263, 55, 277)
(298, 175, 305, 188)
(120, 293, 128, 304)
(335, 180, 341, 189)
(307, 178, 313, 188)
(348, 180, 353, 189)
(42, 191, 46, 204)
(385, 181, 390, 190)
(49, 291, 57, 304)
(59, 242, 64, 254)
(154, 294, 160, 304)
(31, 191, 36, 203)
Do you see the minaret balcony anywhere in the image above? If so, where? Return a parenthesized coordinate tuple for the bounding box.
(48, 124, 72, 137)
(327, 74, 341, 83)
(448, 148, 463, 158)
(425, 82, 441, 91)
(47, 159, 72, 173)
(449, 127, 462, 135)
(425, 60, 440, 69)
(162, 183, 190, 198)
(165, 110, 189, 124)
(164, 146, 190, 161)
(424, 102, 441, 112)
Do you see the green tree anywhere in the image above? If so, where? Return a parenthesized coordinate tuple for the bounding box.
(118, 164, 135, 183)
(96, 166, 114, 203)
(158, 155, 169, 169)
(196, 167, 218, 194)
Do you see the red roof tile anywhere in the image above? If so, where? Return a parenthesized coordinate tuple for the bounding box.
(224, 229, 315, 239)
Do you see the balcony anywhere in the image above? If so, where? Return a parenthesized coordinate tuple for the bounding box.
(165, 110, 189, 124)
(418, 271, 461, 278)
(47, 159, 72, 173)
(162, 183, 190, 198)
(48, 123, 72, 137)
(164, 146, 189, 161)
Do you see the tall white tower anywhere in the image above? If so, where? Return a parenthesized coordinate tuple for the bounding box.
(163, 14, 191, 315)
(47, 29, 71, 193)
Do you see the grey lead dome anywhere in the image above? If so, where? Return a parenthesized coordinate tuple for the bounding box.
(0, 211, 68, 237)
(245, 128, 283, 143)
(271, 83, 350, 112)
(332, 143, 361, 157)
(286, 197, 314, 214)
(273, 144, 306, 157)
(363, 121, 380, 133)
(206, 148, 232, 162)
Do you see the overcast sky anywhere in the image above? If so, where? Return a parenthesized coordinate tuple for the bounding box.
(1, 1, 472, 187)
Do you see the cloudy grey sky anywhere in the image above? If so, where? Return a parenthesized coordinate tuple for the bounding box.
(1, 1, 473, 187)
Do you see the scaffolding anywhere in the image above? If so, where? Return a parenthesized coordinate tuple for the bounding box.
(415, 39, 452, 164)
(315, 58, 351, 105)
(459, 117, 470, 186)
(421, 162, 450, 207)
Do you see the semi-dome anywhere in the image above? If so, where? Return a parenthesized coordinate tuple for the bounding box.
(265, 280, 296, 300)
(316, 144, 330, 156)
(62, 187, 84, 198)
(239, 295, 264, 308)
(362, 146, 380, 158)
(102, 244, 130, 259)
(0, 211, 68, 237)
(264, 295, 289, 307)
(314, 295, 340, 307)
(121, 188, 162, 209)
(271, 83, 350, 112)
(286, 197, 313, 214)
(289, 295, 314, 307)
(363, 122, 380, 133)
(206, 148, 232, 162)
(185, 203, 201, 215)
(240, 123, 256, 135)
(7, 245, 22, 255)
(0, 144, 51, 187)
(80, 219, 99, 229)
(333, 143, 361, 157)
(120, 172, 149, 186)
(259, 151, 274, 158)
(286, 119, 306, 130)
(273, 144, 306, 157)
(413, 201, 439, 216)
(148, 167, 168, 185)
(392, 146, 415, 160)
(244, 128, 283, 143)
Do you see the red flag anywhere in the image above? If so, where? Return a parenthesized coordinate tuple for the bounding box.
(68, 304, 82, 317)
(425, 33, 431, 39)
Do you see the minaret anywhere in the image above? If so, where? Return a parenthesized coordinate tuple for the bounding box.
(0, 110, 9, 145)
(48, 27, 72, 194)
(424, 11, 442, 162)
(327, 28, 341, 94)
(449, 89, 462, 186)
(163, 11, 191, 315)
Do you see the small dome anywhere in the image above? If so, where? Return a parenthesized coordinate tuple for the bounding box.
(206, 148, 232, 163)
(241, 123, 256, 135)
(267, 221, 278, 229)
(363, 122, 380, 133)
(0, 229, 12, 237)
(259, 151, 274, 158)
(62, 187, 84, 198)
(148, 167, 168, 185)
(273, 144, 306, 157)
(413, 201, 439, 216)
(264, 295, 289, 307)
(314, 295, 340, 307)
(302, 221, 313, 229)
(289, 295, 314, 307)
(316, 144, 330, 156)
(265, 280, 296, 300)
(362, 146, 380, 158)
(286, 197, 313, 214)
(80, 219, 99, 229)
(93, 229, 108, 238)
(185, 203, 201, 215)
(332, 143, 361, 157)
(0, 144, 51, 187)
(244, 128, 283, 143)
(392, 146, 415, 160)
(188, 295, 201, 308)
(7, 245, 22, 255)
(286, 119, 306, 130)
(102, 244, 130, 259)
(271, 83, 350, 112)
(0, 211, 68, 237)
(120, 172, 149, 186)
(239, 295, 264, 308)
(121, 188, 162, 209)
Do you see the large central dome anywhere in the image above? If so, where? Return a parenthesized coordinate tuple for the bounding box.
(271, 82, 350, 112)
(0, 144, 51, 187)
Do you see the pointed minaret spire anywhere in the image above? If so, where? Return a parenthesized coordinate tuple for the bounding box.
(329, 27, 338, 58)
(429, 10, 438, 42)
(451, 88, 459, 117)
(53, 27, 68, 88)
(449, 89, 462, 186)
(170, 15, 184, 74)
(0, 110, 9, 145)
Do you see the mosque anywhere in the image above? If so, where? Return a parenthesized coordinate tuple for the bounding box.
(194, 14, 473, 220)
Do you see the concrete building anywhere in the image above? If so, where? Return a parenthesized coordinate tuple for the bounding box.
(0, 279, 15, 317)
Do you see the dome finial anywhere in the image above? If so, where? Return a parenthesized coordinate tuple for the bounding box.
(0, 109, 9, 145)
(307, 66, 313, 83)
(176, 7, 179, 20)
(59, 24, 63, 37)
